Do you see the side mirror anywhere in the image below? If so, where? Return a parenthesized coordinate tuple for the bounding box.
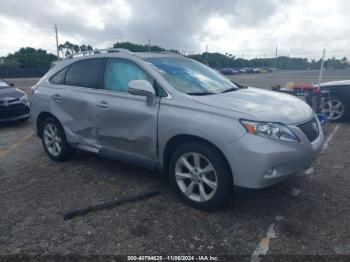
(9, 83, 14, 87)
(128, 80, 156, 106)
(128, 80, 155, 97)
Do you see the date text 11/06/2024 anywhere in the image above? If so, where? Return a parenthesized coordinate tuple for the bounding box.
(127, 255, 219, 261)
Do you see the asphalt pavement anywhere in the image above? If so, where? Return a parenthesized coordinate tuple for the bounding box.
(0, 75, 349, 260)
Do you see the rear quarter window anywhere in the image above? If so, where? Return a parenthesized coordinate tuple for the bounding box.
(50, 67, 68, 85)
(65, 58, 104, 89)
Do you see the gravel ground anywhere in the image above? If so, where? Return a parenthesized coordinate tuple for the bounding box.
(0, 73, 349, 260)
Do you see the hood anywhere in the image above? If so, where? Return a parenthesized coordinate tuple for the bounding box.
(0, 87, 25, 102)
(192, 87, 314, 124)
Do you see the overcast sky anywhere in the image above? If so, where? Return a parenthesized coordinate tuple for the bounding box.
(0, 0, 349, 59)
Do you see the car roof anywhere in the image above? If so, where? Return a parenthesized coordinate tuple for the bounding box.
(42, 49, 186, 84)
(134, 52, 182, 59)
(319, 80, 350, 87)
(65, 48, 181, 60)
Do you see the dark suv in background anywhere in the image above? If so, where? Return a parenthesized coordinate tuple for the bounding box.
(319, 80, 350, 121)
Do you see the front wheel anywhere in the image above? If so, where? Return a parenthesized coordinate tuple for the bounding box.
(169, 142, 233, 210)
(322, 96, 347, 122)
(41, 117, 75, 161)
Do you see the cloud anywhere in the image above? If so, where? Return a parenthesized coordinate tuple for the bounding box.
(0, 0, 349, 59)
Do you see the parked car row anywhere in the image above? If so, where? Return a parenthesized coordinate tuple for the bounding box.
(220, 67, 272, 75)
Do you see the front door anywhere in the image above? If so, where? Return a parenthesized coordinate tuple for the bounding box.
(95, 58, 159, 167)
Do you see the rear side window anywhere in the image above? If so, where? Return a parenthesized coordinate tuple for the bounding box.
(50, 67, 68, 85)
(65, 58, 104, 89)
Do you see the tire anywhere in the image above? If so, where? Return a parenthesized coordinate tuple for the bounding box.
(40, 117, 75, 161)
(169, 142, 233, 211)
(322, 95, 348, 122)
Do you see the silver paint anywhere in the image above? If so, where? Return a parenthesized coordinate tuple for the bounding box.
(30, 52, 325, 189)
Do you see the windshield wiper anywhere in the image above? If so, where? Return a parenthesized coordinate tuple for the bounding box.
(221, 87, 238, 93)
(187, 92, 216, 96)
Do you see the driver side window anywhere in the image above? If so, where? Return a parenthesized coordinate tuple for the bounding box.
(103, 59, 154, 93)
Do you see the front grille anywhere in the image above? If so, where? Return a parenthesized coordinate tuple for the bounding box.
(0, 104, 29, 119)
(297, 118, 319, 142)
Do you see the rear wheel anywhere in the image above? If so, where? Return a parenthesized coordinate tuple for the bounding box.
(41, 117, 75, 161)
(322, 96, 347, 122)
(169, 142, 232, 210)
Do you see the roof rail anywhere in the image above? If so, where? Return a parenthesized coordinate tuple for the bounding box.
(66, 48, 133, 59)
(149, 51, 181, 55)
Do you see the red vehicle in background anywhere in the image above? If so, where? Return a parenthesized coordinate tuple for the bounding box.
(271, 82, 329, 125)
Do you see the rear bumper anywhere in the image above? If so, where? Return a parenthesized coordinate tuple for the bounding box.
(223, 120, 324, 188)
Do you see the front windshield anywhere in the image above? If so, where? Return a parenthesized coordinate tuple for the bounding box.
(145, 57, 237, 95)
(0, 80, 9, 88)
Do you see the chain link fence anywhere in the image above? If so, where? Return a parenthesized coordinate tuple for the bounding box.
(0, 66, 49, 78)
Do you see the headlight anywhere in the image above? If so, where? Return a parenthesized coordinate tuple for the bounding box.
(20, 95, 30, 106)
(240, 120, 299, 143)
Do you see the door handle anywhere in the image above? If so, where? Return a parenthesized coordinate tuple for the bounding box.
(96, 101, 110, 109)
(51, 94, 63, 102)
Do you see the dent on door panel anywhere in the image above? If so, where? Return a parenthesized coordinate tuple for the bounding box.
(96, 94, 159, 161)
(54, 87, 98, 145)
(63, 99, 96, 140)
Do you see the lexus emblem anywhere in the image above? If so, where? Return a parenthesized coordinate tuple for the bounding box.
(2, 101, 9, 107)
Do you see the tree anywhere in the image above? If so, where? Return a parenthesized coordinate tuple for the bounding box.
(4, 47, 56, 68)
(2, 42, 349, 70)
(58, 41, 93, 58)
(113, 42, 166, 52)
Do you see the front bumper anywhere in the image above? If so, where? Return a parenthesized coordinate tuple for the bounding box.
(0, 104, 30, 122)
(223, 119, 325, 188)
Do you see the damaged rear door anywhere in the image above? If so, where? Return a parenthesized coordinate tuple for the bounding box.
(60, 58, 105, 149)
(96, 58, 159, 168)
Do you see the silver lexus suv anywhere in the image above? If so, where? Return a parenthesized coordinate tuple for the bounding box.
(31, 49, 324, 210)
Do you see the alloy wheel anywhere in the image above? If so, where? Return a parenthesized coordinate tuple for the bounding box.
(322, 99, 345, 121)
(43, 123, 62, 157)
(175, 152, 218, 202)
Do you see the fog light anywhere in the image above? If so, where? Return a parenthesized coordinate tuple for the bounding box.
(264, 167, 279, 179)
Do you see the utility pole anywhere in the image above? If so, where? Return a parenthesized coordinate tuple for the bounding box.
(318, 48, 326, 87)
(275, 45, 278, 57)
(55, 25, 59, 60)
(275, 45, 278, 69)
(205, 45, 208, 64)
(148, 38, 151, 52)
(314, 48, 326, 112)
